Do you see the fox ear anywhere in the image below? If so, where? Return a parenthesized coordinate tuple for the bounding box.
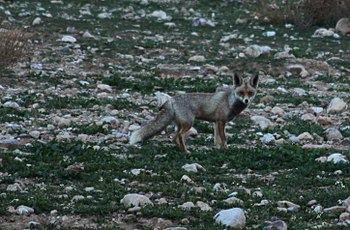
(250, 74, 259, 88)
(233, 73, 243, 87)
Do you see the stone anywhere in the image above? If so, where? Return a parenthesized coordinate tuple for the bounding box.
(251, 116, 273, 130)
(224, 197, 244, 206)
(29, 131, 41, 139)
(287, 64, 309, 77)
(32, 17, 42, 26)
(317, 116, 333, 125)
(342, 196, 350, 207)
(178, 201, 195, 211)
(339, 212, 350, 221)
(163, 227, 187, 230)
(196, 201, 212, 211)
(16, 205, 34, 216)
(301, 113, 316, 122)
(264, 217, 288, 230)
(180, 175, 194, 183)
(271, 106, 284, 115)
(149, 10, 171, 21)
(326, 153, 348, 164)
(120, 193, 153, 208)
(71, 195, 85, 202)
(61, 35, 77, 43)
(323, 205, 347, 213)
(182, 163, 206, 173)
(327, 98, 347, 113)
(325, 127, 343, 141)
(97, 84, 112, 92)
(188, 55, 206, 62)
(244, 45, 271, 58)
(335, 18, 350, 34)
(57, 118, 71, 128)
(312, 28, 336, 38)
(3, 101, 20, 109)
(297, 132, 313, 141)
(277, 200, 300, 212)
(214, 208, 246, 229)
(260, 133, 275, 144)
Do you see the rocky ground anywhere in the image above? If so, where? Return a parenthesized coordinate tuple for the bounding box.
(0, 0, 349, 229)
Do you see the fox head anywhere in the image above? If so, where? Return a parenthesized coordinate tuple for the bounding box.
(233, 73, 259, 105)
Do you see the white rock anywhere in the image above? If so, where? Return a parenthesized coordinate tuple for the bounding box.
(196, 201, 212, 211)
(214, 208, 246, 229)
(7, 183, 22, 192)
(260, 133, 275, 144)
(131, 168, 142, 176)
(277, 200, 300, 212)
(29, 131, 41, 139)
(120, 193, 153, 208)
(271, 106, 284, 115)
(100, 116, 117, 124)
(97, 12, 111, 19)
(213, 183, 228, 192)
(224, 197, 244, 206)
(313, 205, 323, 213)
(163, 227, 187, 230)
(61, 35, 77, 43)
(57, 118, 71, 128)
(16, 205, 34, 216)
(325, 127, 343, 141)
(312, 107, 323, 114)
(297, 132, 314, 141)
(313, 28, 335, 37)
(180, 175, 194, 184)
(251, 115, 273, 130)
(292, 88, 306, 96)
(97, 84, 112, 92)
(336, 17, 350, 34)
(148, 10, 171, 21)
(178, 201, 195, 211)
(244, 45, 271, 58)
(71, 195, 85, 202)
(182, 163, 206, 173)
(32, 17, 42, 26)
(3, 101, 20, 109)
(188, 55, 206, 62)
(301, 113, 316, 122)
(83, 30, 95, 38)
(327, 97, 347, 113)
(264, 218, 288, 230)
(327, 153, 348, 164)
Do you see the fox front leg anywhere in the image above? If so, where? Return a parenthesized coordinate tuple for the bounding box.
(214, 121, 227, 149)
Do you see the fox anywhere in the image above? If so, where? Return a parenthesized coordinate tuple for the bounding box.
(129, 73, 259, 152)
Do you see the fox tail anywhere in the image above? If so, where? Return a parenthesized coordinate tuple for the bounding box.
(129, 101, 175, 145)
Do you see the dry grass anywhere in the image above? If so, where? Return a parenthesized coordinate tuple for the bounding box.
(0, 29, 28, 70)
(257, 0, 350, 27)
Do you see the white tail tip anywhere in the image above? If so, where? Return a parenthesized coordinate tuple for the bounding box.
(129, 130, 142, 145)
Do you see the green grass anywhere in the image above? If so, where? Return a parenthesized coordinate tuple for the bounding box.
(1, 142, 349, 229)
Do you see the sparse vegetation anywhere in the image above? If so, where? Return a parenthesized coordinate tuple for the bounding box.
(0, 0, 349, 229)
(0, 29, 28, 70)
(257, 0, 350, 27)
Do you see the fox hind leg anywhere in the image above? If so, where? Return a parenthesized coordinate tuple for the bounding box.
(175, 123, 192, 153)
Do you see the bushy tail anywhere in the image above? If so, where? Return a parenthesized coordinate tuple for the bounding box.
(129, 103, 174, 145)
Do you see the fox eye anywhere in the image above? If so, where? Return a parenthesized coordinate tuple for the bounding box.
(247, 92, 254, 97)
(238, 92, 244, 97)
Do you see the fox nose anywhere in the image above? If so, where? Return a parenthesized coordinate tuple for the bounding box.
(244, 99, 249, 104)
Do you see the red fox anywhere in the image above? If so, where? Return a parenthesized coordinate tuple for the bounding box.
(129, 73, 259, 152)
